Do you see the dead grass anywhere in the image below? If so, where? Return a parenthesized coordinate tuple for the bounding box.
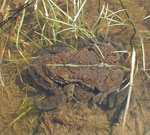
(0, 0, 150, 135)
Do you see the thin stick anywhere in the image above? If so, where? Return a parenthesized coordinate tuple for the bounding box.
(118, 0, 136, 50)
(0, 0, 35, 27)
(122, 48, 136, 132)
(46, 63, 119, 68)
(0, 0, 7, 13)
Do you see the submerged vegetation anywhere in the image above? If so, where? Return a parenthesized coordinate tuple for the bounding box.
(0, 0, 150, 134)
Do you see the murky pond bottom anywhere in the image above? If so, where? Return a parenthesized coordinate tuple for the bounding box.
(0, 0, 150, 135)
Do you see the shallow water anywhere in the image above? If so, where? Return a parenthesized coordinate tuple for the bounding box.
(0, 0, 150, 135)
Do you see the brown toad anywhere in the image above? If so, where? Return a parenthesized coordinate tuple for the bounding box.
(28, 41, 127, 110)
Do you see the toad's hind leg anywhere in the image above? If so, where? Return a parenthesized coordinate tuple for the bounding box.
(114, 91, 137, 123)
(35, 94, 67, 111)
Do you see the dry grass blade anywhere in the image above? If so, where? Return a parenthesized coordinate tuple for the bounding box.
(73, 0, 87, 23)
(122, 48, 136, 132)
(143, 14, 150, 20)
(0, 64, 4, 86)
(46, 63, 118, 68)
(16, 7, 29, 64)
(0, 0, 7, 13)
(48, 0, 73, 21)
(139, 33, 145, 71)
(94, 44, 105, 59)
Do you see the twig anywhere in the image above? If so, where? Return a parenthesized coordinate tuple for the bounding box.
(0, 0, 7, 13)
(46, 63, 119, 68)
(0, 0, 35, 27)
(122, 48, 136, 132)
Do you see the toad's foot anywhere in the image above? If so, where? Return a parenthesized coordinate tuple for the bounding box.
(35, 95, 66, 110)
(35, 84, 75, 110)
(92, 91, 108, 104)
(63, 84, 75, 102)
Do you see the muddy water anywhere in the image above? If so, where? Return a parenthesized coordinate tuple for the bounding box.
(0, 0, 150, 135)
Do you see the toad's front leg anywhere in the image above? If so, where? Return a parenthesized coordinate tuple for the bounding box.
(63, 84, 75, 102)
